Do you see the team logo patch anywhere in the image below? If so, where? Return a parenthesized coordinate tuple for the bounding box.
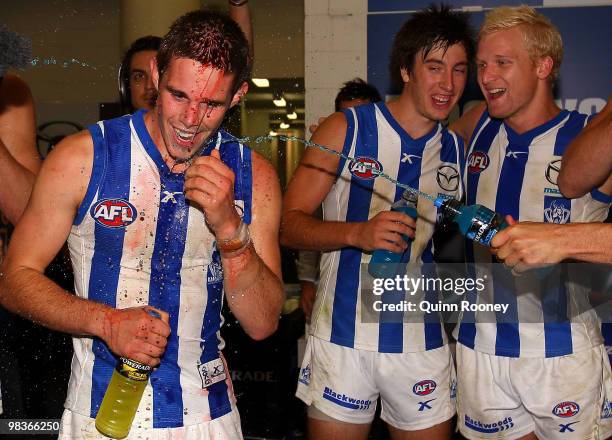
(436, 165, 460, 191)
(349, 157, 383, 180)
(553, 401, 580, 418)
(467, 151, 489, 174)
(544, 196, 571, 224)
(601, 398, 612, 419)
(298, 364, 311, 386)
(90, 198, 137, 228)
(207, 261, 223, 284)
(546, 159, 562, 185)
(413, 379, 436, 396)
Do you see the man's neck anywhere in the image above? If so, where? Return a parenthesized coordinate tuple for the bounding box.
(504, 86, 561, 134)
(386, 93, 438, 140)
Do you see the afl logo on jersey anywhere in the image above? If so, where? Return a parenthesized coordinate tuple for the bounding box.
(467, 151, 489, 174)
(413, 380, 437, 396)
(90, 198, 137, 228)
(552, 401, 580, 418)
(349, 157, 383, 180)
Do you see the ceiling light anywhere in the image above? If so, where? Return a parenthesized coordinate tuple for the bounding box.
(279, 122, 290, 129)
(287, 111, 297, 120)
(273, 96, 286, 107)
(269, 130, 278, 136)
(252, 78, 270, 87)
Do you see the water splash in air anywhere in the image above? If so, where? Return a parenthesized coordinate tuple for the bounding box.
(230, 133, 437, 204)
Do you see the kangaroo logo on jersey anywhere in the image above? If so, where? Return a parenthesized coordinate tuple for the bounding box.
(544, 196, 571, 224)
(413, 380, 436, 396)
(90, 198, 137, 228)
(553, 401, 580, 418)
(467, 151, 489, 174)
(436, 165, 459, 191)
(298, 364, 311, 386)
(546, 159, 562, 185)
(207, 261, 223, 284)
(349, 157, 382, 180)
(601, 398, 612, 419)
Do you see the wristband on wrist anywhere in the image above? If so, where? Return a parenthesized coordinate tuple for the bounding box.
(229, 0, 248, 6)
(217, 221, 251, 254)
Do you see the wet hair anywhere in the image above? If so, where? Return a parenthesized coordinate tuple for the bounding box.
(334, 78, 382, 111)
(119, 35, 161, 112)
(389, 4, 475, 88)
(480, 5, 563, 81)
(0, 24, 32, 78)
(157, 10, 252, 93)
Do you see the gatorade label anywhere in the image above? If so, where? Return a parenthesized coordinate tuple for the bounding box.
(117, 357, 152, 382)
(196, 358, 226, 389)
(466, 208, 498, 246)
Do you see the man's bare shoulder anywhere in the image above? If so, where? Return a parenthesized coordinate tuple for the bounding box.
(311, 111, 348, 149)
(0, 74, 32, 108)
(449, 101, 486, 144)
(250, 149, 280, 189)
(40, 130, 94, 200)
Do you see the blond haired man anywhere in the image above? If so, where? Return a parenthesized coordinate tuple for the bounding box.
(451, 6, 612, 439)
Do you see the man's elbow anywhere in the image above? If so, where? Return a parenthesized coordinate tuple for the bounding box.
(558, 174, 586, 199)
(247, 320, 279, 341)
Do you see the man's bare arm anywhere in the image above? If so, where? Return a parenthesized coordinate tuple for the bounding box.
(280, 112, 415, 253)
(0, 74, 42, 224)
(229, 0, 253, 57)
(221, 152, 284, 340)
(559, 98, 612, 198)
(491, 217, 612, 270)
(0, 132, 170, 365)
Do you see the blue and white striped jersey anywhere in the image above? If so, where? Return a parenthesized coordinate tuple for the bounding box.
(310, 102, 464, 353)
(65, 110, 252, 427)
(456, 109, 611, 358)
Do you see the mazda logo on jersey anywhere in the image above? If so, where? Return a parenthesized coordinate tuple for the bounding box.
(546, 159, 562, 185)
(467, 151, 489, 174)
(90, 198, 137, 228)
(436, 165, 459, 191)
(349, 157, 383, 180)
(234, 201, 244, 218)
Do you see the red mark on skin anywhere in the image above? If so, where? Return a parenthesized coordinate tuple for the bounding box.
(188, 64, 227, 139)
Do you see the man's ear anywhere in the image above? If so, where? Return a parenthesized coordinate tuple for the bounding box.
(400, 67, 411, 83)
(151, 57, 160, 90)
(536, 56, 554, 81)
(230, 81, 249, 107)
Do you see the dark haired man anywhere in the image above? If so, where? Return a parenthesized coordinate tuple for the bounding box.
(119, 35, 161, 113)
(119, 0, 253, 114)
(0, 10, 283, 438)
(300, 78, 382, 320)
(281, 6, 473, 439)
